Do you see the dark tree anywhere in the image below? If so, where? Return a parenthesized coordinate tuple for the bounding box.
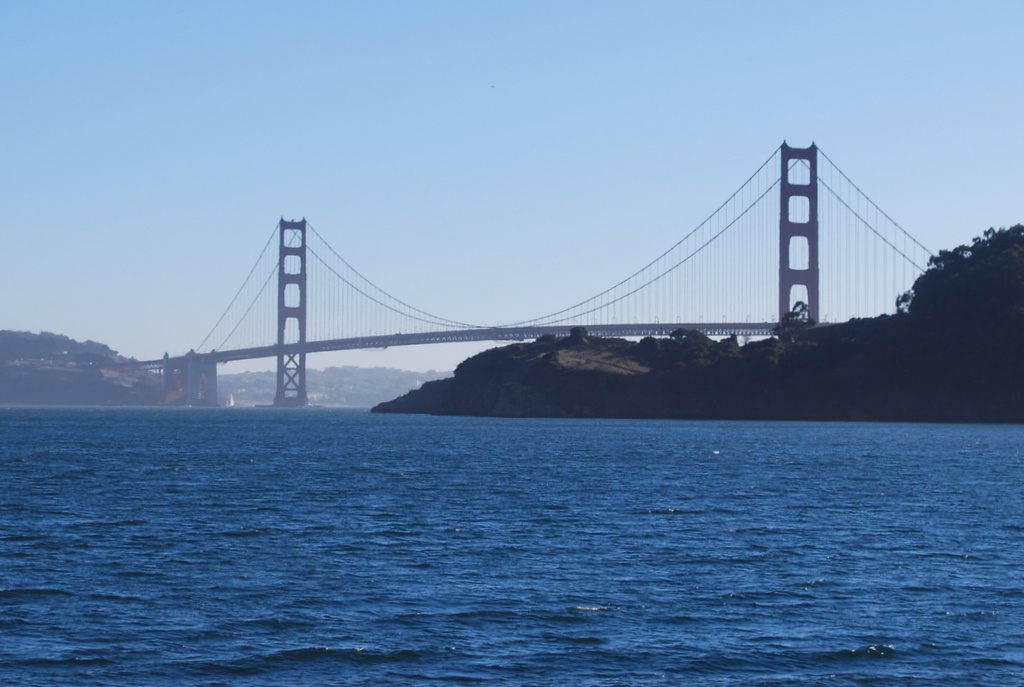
(773, 301, 816, 343)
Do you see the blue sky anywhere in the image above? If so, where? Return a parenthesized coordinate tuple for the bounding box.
(2, 1, 1022, 372)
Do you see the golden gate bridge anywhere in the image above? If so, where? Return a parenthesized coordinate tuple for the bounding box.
(146, 143, 932, 406)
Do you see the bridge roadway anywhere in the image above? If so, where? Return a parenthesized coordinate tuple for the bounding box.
(147, 322, 777, 366)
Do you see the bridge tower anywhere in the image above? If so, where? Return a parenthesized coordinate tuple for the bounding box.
(779, 143, 820, 323)
(274, 218, 308, 407)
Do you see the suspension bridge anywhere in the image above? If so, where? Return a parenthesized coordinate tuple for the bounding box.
(145, 143, 932, 406)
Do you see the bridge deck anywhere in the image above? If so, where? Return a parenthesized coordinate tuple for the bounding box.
(144, 323, 776, 366)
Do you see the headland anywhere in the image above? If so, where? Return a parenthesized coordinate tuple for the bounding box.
(373, 225, 1024, 423)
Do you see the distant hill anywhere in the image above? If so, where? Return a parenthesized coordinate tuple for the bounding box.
(218, 366, 450, 407)
(0, 331, 161, 405)
(374, 225, 1024, 423)
(0, 330, 125, 365)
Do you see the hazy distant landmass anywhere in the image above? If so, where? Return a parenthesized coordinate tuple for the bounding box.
(0, 330, 449, 407)
(374, 224, 1024, 423)
(218, 367, 450, 407)
(0, 331, 161, 405)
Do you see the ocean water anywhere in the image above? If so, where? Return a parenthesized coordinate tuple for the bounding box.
(1, 407, 1023, 685)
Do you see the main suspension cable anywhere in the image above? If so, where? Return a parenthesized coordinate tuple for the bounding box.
(307, 223, 481, 329)
(196, 224, 278, 351)
(817, 147, 932, 257)
(504, 146, 783, 327)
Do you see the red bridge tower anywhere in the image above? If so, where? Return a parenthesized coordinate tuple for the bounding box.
(778, 143, 820, 323)
(274, 218, 308, 407)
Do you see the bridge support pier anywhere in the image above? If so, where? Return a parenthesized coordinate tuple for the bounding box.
(779, 142, 820, 323)
(162, 353, 184, 405)
(274, 218, 309, 407)
(159, 352, 218, 406)
(185, 351, 218, 406)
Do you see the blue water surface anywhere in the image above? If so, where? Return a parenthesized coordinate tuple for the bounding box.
(1, 407, 1023, 685)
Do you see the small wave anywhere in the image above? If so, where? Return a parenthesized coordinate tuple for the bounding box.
(800, 578, 828, 588)
(68, 518, 147, 529)
(449, 609, 521, 621)
(0, 587, 74, 597)
(217, 528, 267, 537)
(0, 533, 48, 543)
(827, 644, 897, 661)
(914, 551, 973, 560)
(17, 656, 114, 667)
(113, 570, 155, 578)
(246, 616, 290, 631)
(566, 635, 604, 644)
(87, 592, 143, 602)
(541, 633, 605, 645)
(262, 646, 424, 666)
(902, 585, 939, 593)
(645, 507, 707, 515)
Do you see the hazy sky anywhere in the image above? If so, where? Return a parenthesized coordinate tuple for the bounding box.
(3, 1, 1021, 373)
